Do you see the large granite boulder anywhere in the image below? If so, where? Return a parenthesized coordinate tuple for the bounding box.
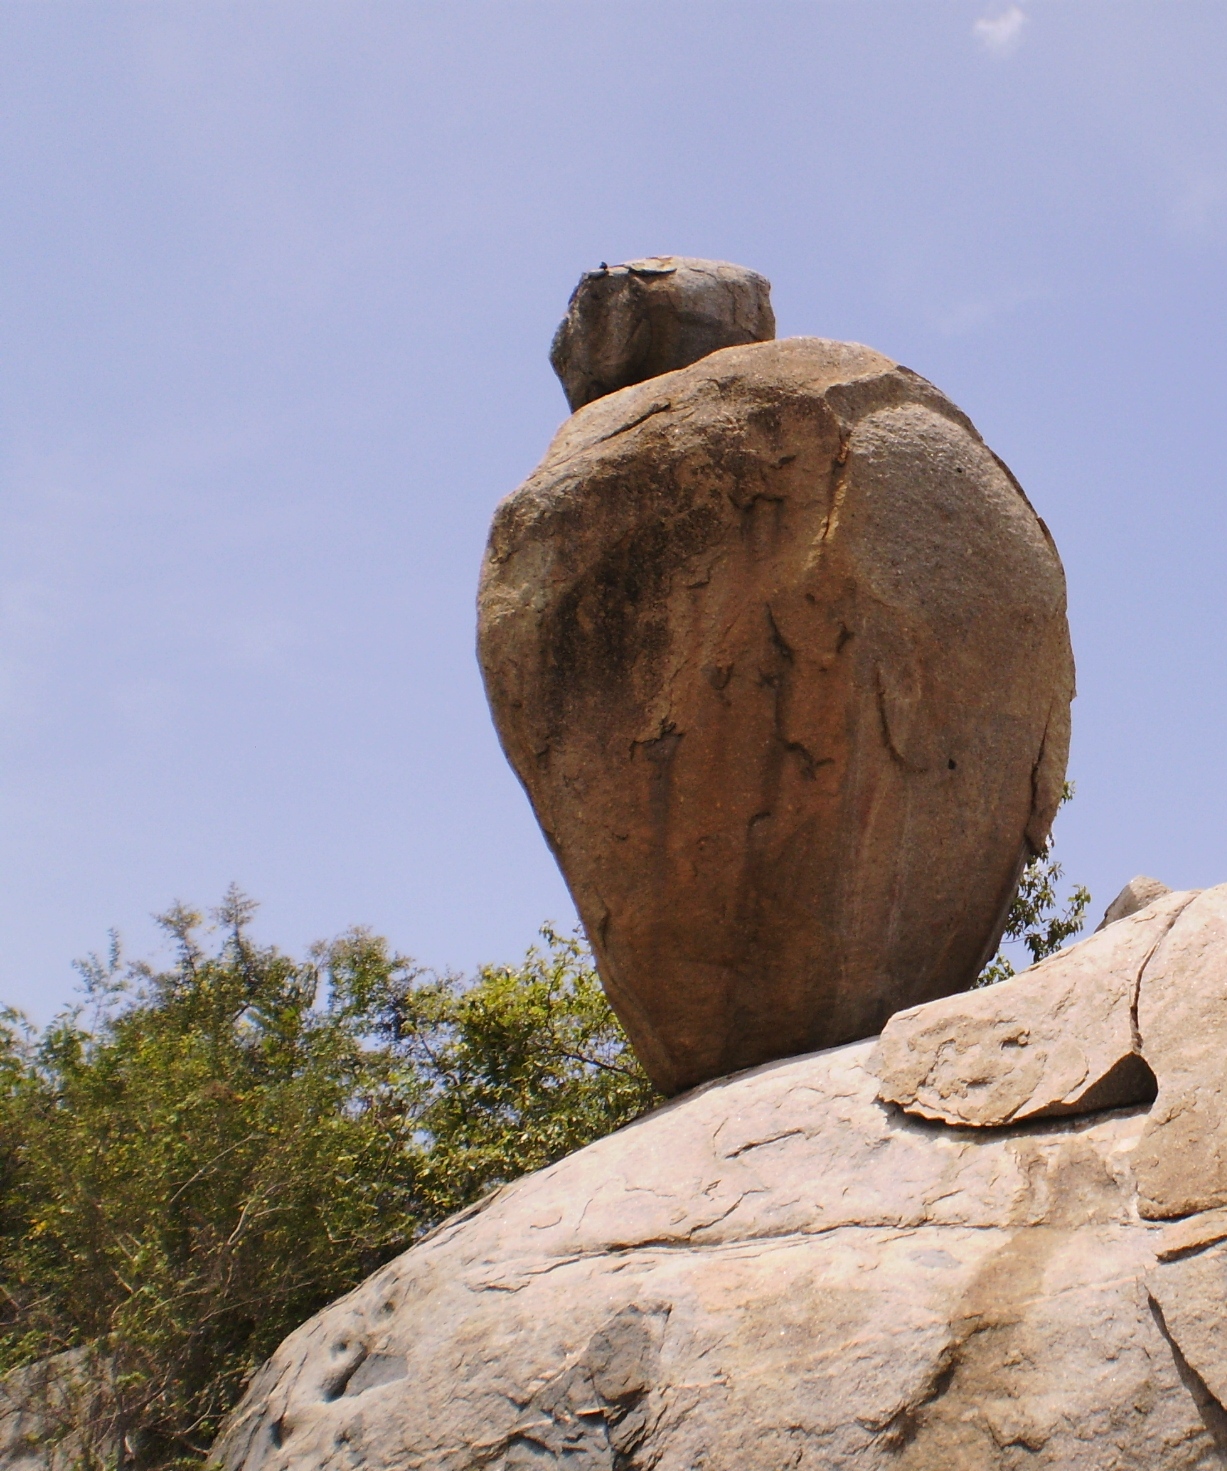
(212, 885, 1227, 1471)
(548, 256, 775, 411)
(478, 335, 1075, 1095)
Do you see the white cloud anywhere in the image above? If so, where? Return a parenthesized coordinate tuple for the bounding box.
(973, 5, 1027, 59)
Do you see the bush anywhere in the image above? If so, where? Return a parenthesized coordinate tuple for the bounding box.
(0, 891, 655, 1469)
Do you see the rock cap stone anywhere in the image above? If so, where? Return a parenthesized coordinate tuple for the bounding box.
(548, 255, 775, 410)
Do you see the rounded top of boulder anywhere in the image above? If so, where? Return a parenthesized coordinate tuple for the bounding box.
(548, 255, 775, 411)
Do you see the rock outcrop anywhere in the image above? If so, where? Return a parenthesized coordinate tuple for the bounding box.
(212, 887, 1227, 1471)
(876, 882, 1227, 1227)
(874, 887, 1193, 1128)
(479, 334, 1075, 1095)
(548, 256, 775, 411)
(0, 1352, 115, 1471)
(1097, 874, 1173, 930)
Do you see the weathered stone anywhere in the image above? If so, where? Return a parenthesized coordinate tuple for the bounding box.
(877, 879, 1227, 1223)
(0, 1351, 116, 1471)
(548, 256, 775, 411)
(1156, 1206, 1227, 1262)
(875, 888, 1195, 1127)
(211, 1035, 1212, 1471)
(1135, 885, 1227, 1219)
(1097, 874, 1173, 931)
(479, 336, 1075, 1095)
(1149, 1245, 1227, 1421)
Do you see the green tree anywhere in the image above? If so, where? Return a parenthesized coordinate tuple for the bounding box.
(0, 892, 655, 1470)
(976, 783, 1092, 987)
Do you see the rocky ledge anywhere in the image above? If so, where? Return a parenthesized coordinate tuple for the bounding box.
(212, 883, 1227, 1471)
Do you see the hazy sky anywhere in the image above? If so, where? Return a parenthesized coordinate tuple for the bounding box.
(3, 2, 1227, 1018)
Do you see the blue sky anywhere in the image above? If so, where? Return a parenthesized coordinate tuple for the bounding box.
(2, 2, 1226, 1017)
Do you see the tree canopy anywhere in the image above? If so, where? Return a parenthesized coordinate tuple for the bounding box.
(0, 894, 655, 1469)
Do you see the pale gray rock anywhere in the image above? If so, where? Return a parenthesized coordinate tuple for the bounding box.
(212, 1032, 1223, 1471)
(876, 887, 1196, 1127)
(877, 879, 1227, 1226)
(1135, 884, 1227, 1218)
(1157, 1206, 1227, 1262)
(0, 1351, 115, 1471)
(549, 256, 775, 411)
(1097, 874, 1173, 931)
(1149, 1245, 1227, 1421)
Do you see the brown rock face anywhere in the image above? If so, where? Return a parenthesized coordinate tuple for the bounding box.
(549, 256, 775, 411)
(478, 336, 1074, 1096)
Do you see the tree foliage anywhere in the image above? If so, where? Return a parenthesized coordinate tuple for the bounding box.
(976, 782, 1092, 987)
(0, 892, 655, 1469)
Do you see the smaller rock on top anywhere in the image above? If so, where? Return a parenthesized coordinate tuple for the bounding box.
(548, 256, 775, 411)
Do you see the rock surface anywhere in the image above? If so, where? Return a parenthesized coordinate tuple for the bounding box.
(0, 1352, 115, 1471)
(876, 882, 1227, 1226)
(875, 887, 1195, 1127)
(548, 256, 775, 411)
(1134, 885, 1227, 1218)
(479, 335, 1075, 1095)
(1098, 874, 1173, 930)
(212, 928, 1227, 1471)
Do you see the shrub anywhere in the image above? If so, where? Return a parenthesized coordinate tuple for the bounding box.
(0, 892, 655, 1469)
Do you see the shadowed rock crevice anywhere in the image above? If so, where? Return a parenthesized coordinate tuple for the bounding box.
(1148, 1294, 1227, 1459)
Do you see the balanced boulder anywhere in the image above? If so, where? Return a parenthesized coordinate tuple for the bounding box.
(479, 333, 1075, 1095)
(548, 256, 775, 411)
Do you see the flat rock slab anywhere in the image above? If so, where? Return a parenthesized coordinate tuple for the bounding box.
(877, 882, 1227, 1224)
(1149, 1244, 1227, 1416)
(875, 888, 1197, 1127)
(479, 336, 1075, 1095)
(1134, 885, 1227, 1218)
(212, 1035, 1223, 1471)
